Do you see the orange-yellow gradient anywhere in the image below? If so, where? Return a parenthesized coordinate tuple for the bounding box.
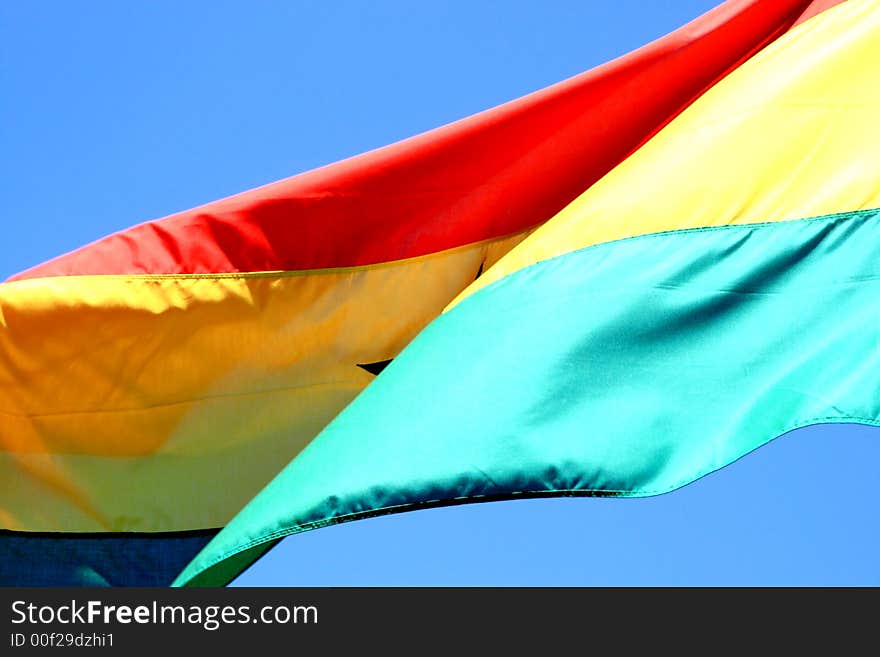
(0, 231, 527, 531)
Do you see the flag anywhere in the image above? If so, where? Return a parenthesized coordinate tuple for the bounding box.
(0, 0, 851, 585)
(178, 0, 879, 586)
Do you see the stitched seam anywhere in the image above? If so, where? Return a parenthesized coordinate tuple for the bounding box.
(452, 206, 880, 311)
(4, 228, 532, 284)
(0, 379, 365, 420)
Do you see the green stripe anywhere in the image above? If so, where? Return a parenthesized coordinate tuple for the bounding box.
(175, 207, 880, 586)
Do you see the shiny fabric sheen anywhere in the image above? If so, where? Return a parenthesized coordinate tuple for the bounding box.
(176, 208, 880, 585)
(454, 0, 880, 306)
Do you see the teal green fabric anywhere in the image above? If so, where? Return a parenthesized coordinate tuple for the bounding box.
(175, 208, 880, 586)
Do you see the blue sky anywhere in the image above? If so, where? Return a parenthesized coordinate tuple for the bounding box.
(2, 1, 877, 585)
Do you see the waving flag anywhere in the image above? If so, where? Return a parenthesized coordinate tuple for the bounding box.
(0, 0, 860, 586)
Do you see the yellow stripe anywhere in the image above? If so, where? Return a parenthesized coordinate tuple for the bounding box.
(450, 0, 880, 309)
(0, 230, 528, 531)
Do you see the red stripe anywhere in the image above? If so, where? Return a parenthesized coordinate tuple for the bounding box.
(11, 0, 819, 280)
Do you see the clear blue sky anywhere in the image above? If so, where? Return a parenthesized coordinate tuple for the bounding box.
(2, 1, 877, 585)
